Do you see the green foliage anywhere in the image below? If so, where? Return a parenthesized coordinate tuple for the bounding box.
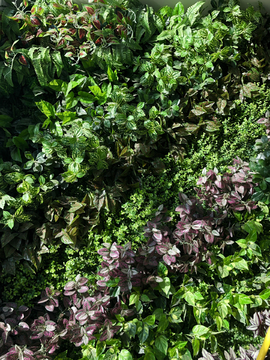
(89, 88, 269, 253)
(0, 242, 99, 305)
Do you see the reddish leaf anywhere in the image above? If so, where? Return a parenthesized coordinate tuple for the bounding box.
(79, 29, 86, 39)
(117, 11, 123, 20)
(18, 55, 28, 66)
(93, 20, 101, 29)
(30, 16, 41, 26)
(86, 6, 95, 15)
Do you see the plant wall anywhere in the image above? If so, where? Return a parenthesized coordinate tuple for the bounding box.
(1, 0, 270, 358)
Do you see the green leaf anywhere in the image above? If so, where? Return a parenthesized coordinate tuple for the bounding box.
(153, 309, 164, 321)
(0, 114, 12, 128)
(107, 66, 118, 82)
(157, 262, 168, 277)
(218, 303, 228, 318)
(11, 147, 22, 162)
(259, 289, 270, 300)
(192, 325, 210, 338)
(156, 30, 174, 41)
(7, 218, 15, 229)
(159, 277, 171, 296)
(119, 350, 132, 360)
(154, 335, 168, 359)
(215, 315, 223, 331)
(51, 51, 63, 78)
(157, 314, 169, 332)
(66, 75, 86, 96)
(141, 294, 151, 302)
(184, 291, 195, 306)
(129, 293, 140, 306)
(237, 294, 253, 305)
(56, 111, 77, 125)
(144, 352, 156, 360)
(233, 257, 249, 271)
(78, 91, 95, 105)
(65, 92, 79, 110)
(144, 315, 155, 326)
(89, 85, 105, 98)
(49, 79, 64, 92)
(54, 351, 72, 360)
(192, 337, 200, 357)
(241, 220, 263, 234)
(186, 1, 205, 25)
(55, 121, 63, 137)
(173, 2, 185, 16)
(123, 322, 137, 338)
(138, 323, 149, 343)
(169, 307, 183, 323)
(36, 100, 55, 118)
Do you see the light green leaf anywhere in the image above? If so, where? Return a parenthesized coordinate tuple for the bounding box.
(237, 294, 253, 305)
(192, 337, 200, 357)
(259, 289, 270, 300)
(159, 277, 171, 296)
(7, 218, 15, 229)
(233, 257, 249, 271)
(66, 76, 86, 96)
(184, 291, 195, 306)
(144, 315, 155, 326)
(186, 1, 205, 25)
(192, 325, 210, 338)
(129, 293, 140, 306)
(173, 2, 185, 16)
(36, 100, 55, 118)
(218, 303, 228, 318)
(119, 349, 132, 360)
